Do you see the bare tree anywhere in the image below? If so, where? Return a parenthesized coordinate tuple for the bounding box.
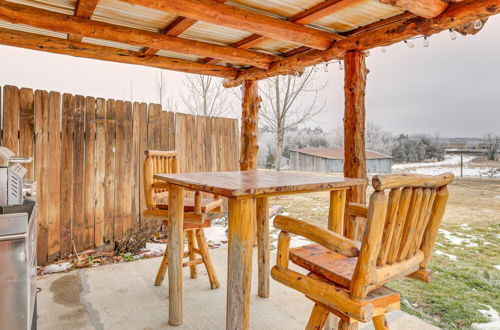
(154, 70, 177, 111)
(180, 74, 232, 117)
(259, 68, 326, 170)
(484, 133, 500, 161)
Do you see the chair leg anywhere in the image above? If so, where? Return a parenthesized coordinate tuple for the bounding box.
(372, 314, 389, 330)
(187, 230, 198, 279)
(305, 303, 330, 330)
(338, 319, 358, 330)
(154, 247, 169, 286)
(195, 229, 220, 289)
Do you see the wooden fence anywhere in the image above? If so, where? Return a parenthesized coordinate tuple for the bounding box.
(0, 85, 239, 264)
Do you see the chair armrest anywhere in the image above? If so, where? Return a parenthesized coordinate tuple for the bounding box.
(152, 182, 170, 190)
(274, 215, 359, 258)
(346, 203, 368, 218)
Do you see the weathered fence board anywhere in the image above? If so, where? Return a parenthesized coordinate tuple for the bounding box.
(60, 93, 74, 258)
(1, 85, 239, 264)
(47, 91, 61, 261)
(84, 96, 96, 251)
(34, 90, 49, 265)
(19, 88, 34, 180)
(94, 98, 106, 248)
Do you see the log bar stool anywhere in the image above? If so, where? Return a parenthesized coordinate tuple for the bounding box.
(143, 150, 223, 289)
(271, 173, 454, 329)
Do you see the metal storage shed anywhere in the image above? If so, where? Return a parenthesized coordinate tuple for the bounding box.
(290, 147, 392, 173)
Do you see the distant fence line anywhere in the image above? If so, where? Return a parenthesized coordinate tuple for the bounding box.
(0, 85, 239, 265)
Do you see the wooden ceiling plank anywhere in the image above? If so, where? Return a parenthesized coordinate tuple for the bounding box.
(0, 0, 280, 69)
(223, 0, 500, 87)
(119, 0, 341, 50)
(0, 27, 238, 78)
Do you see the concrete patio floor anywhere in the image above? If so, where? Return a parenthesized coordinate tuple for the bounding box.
(37, 246, 440, 330)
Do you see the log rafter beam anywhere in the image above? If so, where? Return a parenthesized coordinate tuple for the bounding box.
(68, 0, 100, 42)
(0, 0, 279, 69)
(119, 0, 343, 50)
(204, 0, 359, 65)
(0, 27, 239, 78)
(223, 0, 500, 87)
(380, 0, 448, 19)
(141, 0, 228, 56)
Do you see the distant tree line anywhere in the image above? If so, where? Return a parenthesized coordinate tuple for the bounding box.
(258, 122, 447, 169)
(391, 134, 445, 163)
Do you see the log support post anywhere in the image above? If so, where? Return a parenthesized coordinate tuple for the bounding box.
(239, 80, 270, 298)
(343, 50, 368, 208)
(240, 80, 260, 171)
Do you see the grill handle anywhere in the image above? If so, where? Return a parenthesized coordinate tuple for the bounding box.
(9, 156, 33, 164)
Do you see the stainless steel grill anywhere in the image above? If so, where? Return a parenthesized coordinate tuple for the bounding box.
(0, 146, 37, 330)
(0, 147, 33, 206)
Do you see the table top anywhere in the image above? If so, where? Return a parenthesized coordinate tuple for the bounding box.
(155, 170, 366, 197)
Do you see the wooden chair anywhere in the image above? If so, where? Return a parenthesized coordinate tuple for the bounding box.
(271, 173, 454, 329)
(143, 150, 223, 289)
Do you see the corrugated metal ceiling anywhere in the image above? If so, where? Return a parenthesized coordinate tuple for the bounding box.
(179, 21, 253, 46)
(313, 0, 404, 33)
(230, 0, 326, 19)
(0, 18, 68, 39)
(6, 0, 75, 14)
(0, 0, 407, 66)
(91, 0, 177, 32)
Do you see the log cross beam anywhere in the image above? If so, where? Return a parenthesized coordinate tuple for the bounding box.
(119, 0, 343, 50)
(0, 27, 239, 78)
(68, 0, 100, 42)
(205, 0, 359, 65)
(0, 0, 280, 69)
(223, 0, 500, 87)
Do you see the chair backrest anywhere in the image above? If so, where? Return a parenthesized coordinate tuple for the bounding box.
(143, 150, 179, 209)
(350, 173, 454, 298)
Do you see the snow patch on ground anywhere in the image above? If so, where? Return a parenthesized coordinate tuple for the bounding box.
(439, 229, 479, 247)
(42, 262, 72, 274)
(141, 243, 166, 257)
(392, 155, 499, 178)
(460, 223, 472, 231)
(472, 305, 500, 330)
(393, 155, 474, 169)
(494, 196, 500, 200)
(434, 250, 457, 261)
(204, 224, 228, 247)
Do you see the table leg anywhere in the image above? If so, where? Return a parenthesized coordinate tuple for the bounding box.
(328, 189, 347, 233)
(168, 184, 184, 326)
(256, 197, 270, 298)
(227, 197, 254, 330)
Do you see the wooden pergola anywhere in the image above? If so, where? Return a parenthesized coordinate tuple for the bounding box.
(0, 0, 498, 328)
(0, 0, 496, 199)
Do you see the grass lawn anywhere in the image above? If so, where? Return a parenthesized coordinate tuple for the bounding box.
(269, 177, 500, 329)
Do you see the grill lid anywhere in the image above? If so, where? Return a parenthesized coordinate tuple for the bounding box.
(0, 147, 15, 167)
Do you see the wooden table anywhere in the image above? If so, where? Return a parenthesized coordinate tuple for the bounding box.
(155, 170, 365, 330)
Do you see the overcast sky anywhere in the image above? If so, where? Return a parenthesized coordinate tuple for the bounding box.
(0, 15, 499, 138)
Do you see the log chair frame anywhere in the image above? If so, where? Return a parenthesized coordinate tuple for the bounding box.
(142, 149, 222, 289)
(271, 173, 454, 329)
